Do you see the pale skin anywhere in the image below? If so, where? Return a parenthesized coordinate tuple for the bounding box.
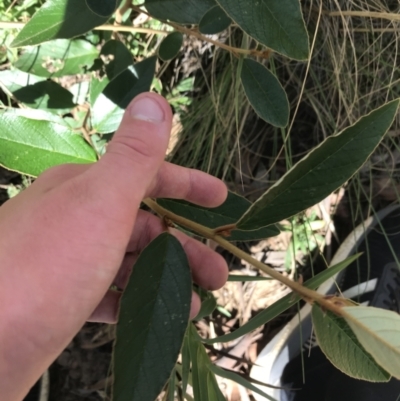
(0, 93, 229, 401)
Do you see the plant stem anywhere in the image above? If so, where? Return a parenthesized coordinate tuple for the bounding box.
(144, 198, 346, 315)
(143, 198, 348, 316)
(212, 223, 237, 235)
(0, 21, 169, 35)
(144, 199, 216, 239)
(212, 232, 323, 300)
(168, 21, 270, 59)
(130, 5, 270, 59)
(0, 18, 269, 58)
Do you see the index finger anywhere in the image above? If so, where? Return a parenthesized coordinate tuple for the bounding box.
(147, 161, 228, 207)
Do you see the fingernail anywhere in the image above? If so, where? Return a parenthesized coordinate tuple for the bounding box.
(130, 96, 165, 123)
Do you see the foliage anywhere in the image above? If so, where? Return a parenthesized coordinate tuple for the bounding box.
(282, 212, 325, 271)
(114, 233, 191, 401)
(1, 0, 400, 400)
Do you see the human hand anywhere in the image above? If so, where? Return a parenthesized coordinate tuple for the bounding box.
(0, 93, 228, 400)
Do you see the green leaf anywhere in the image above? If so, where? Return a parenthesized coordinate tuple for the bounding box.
(343, 306, 400, 379)
(210, 365, 278, 401)
(237, 99, 400, 231)
(241, 59, 289, 128)
(0, 70, 75, 113)
(166, 367, 176, 401)
(199, 6, 231, 35)
(0, 69, 44, 92)
(194, 291, 217, 321)
(158, 32, 184, 61)
(187, 325, 225, 401)
(0, 109, 97, 176)
(89, 77, 109, 105)
(188, 325, 209, 401)
(89, 40, 135, 117)
(215, 0, 309, 60)
(69, 81, 90, 105)
(101, 40, 133, 80)
(181, 330, 191, 398)
(91, 93, 124, 134)
(145, 0, 216, 24)
(3, 108, 68, 126)
(85, 0, 119, 17)
(91, 57, 156, 133)
(207, 370, 227, 401)
(14, 39, 98, 78)
(12, 0, 109, 48)
(205, 254, 360, 344)
(14, 81, 75, 112)
(157, 192, 280, 242)
(113, 233, 192, 401)
(312, 305, 391, 382)
(103, 56, 157, 109)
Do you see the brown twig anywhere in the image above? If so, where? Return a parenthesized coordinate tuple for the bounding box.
(130, 5, 270, 59)
(143, 198, 347, 316)
(1, 9, 269, 58)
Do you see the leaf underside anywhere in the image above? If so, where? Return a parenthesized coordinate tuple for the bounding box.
(312, 304, 391, 382)
(343, 306, 400, 380)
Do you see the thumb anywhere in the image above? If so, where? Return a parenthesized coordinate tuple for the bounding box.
(93, 92, 173, 205)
